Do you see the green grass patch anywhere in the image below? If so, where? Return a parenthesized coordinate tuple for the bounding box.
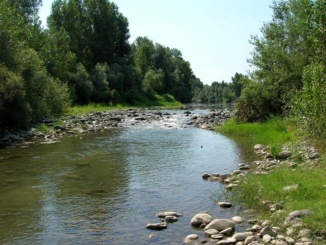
(65, 94, 183, 116)
(218, 117, 296, 146)
(36, 123, 51, 134)
(235, 161, 326, 235)
(65, 103, 127, 115)
(217, 116, 326, 239)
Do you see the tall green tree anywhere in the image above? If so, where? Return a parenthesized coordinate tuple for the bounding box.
(236, 0, 326, 123)
(133, 37, 155, 78)
(7, 0, 42, 23)
(0, 1, 70, 128)
(48, 0, 133, 104)
(290, 0, 326, 139)
(246, 0, 315, 114)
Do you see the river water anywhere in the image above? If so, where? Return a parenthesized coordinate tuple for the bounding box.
(0, 109, 254, 245)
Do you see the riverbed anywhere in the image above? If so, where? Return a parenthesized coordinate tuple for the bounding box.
(0, 109, 254, 244)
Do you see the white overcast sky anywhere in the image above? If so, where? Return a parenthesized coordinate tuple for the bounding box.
(39, 0, 274, 84)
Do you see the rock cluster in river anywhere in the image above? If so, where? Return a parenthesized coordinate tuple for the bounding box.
(0, 109, 169, 147)
(187, 109, 232, 129)
(146, 211, 182, 230)
(0, 108, 231, 148)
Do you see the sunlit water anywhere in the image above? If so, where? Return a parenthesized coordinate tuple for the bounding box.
(0, 110, 253, 245)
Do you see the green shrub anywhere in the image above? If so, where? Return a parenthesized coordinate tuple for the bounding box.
(291, 63, 326, 140)
(234, 80, 279, 123)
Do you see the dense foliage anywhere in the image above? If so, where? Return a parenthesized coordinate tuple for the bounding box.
(236, 0, 326, 139)
(1, 0, 213, 129)
(0, 0, 70, 128)
(192, 72, 243, 103)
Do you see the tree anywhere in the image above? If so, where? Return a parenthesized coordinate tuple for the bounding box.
(231, 73, 243, 98)
(69, 63, 93, 104)
(290, 0, 326, 139)
(91, 63, 110, 102)
(7, 0, 42, 23)
(133, 37, 155, 78)
(0, 1, 70, 128)
(40, 27, 76, 82)
(236, 0, 326, 122)
(142, 69, 164, 96)
(48, 0, 132, 104)
(247, 0, 315, 114)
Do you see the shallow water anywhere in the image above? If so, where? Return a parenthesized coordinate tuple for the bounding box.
(0, 110, 254, 244)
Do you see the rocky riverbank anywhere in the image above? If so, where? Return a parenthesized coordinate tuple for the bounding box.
(1, 108, 322, 244)
(146, 143, 321, 245)
(0, 108, 232, 148)
(195, 143, 321, 245)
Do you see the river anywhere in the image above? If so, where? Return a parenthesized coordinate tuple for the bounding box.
(0, 109, 254, 245)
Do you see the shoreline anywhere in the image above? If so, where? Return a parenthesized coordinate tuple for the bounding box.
(1, 108, 322, 244)
(0, 107, 231, 149)
(197, 142, 321, 245)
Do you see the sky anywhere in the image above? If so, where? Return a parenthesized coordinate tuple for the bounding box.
(38, 0, 274, 85)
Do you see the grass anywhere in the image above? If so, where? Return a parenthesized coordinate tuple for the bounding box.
(235, 162, 326, 236)
(65, 103, 127, 115)
(65, 94, 183, 116)
(218, 117, 296, 146)
(217, 116, 326, 241)
(36, 123, 51, 134)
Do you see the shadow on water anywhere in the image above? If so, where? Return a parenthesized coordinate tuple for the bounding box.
(0, 109, 257, 244)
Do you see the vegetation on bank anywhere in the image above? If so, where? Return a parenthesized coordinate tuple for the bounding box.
(192, 73, 243, 104)
(238, 162, 326, 235)
(0, 0, 243, 130)
(219, 2, 326, 237)
(233, 0, 325, 141)
(65, 94, 183, 115)
(218, 116, 326, 240)
(219, 117, 295, 146)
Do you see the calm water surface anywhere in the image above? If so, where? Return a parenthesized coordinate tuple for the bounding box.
(0, 110, 254, 245)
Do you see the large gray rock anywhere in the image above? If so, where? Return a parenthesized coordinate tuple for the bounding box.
(254, 144, 265, 150)
(231, 216, 243, 223)
(146, 222, 167, 230)
(216, 240, 232, 245)
(260, 226, 277, 237)
(184, 234, 199, 243)
(244, 235, 258, 244)
(165, 215, 178, 223)
(217, 202, 232, 208)
(217, 238, 237, 245)
(232, 232, 253, 241)
(211, 234, 224, 240)
(204, 229, 219, 237)
(190, 213, 212, 228)
(263, 234, 272, 243)
(284, 210, 312, 225)
(277, 151, 292, 160)
(218, 201, 232, 208)
(155, 211, 182, 218)
(204, 219, 235, 231)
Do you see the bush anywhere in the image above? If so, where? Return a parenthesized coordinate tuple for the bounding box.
(69, 63, 93, 105)
(235, 80, 279, 123)
(90, 63, 110, 103)
(0, 65, 30, 128)
(291, 63, 326, 139)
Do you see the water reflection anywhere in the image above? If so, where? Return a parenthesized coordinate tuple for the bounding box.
(0, 110, 254, 244)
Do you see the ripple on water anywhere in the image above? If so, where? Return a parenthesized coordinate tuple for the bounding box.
(0, 109, 251, 244)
